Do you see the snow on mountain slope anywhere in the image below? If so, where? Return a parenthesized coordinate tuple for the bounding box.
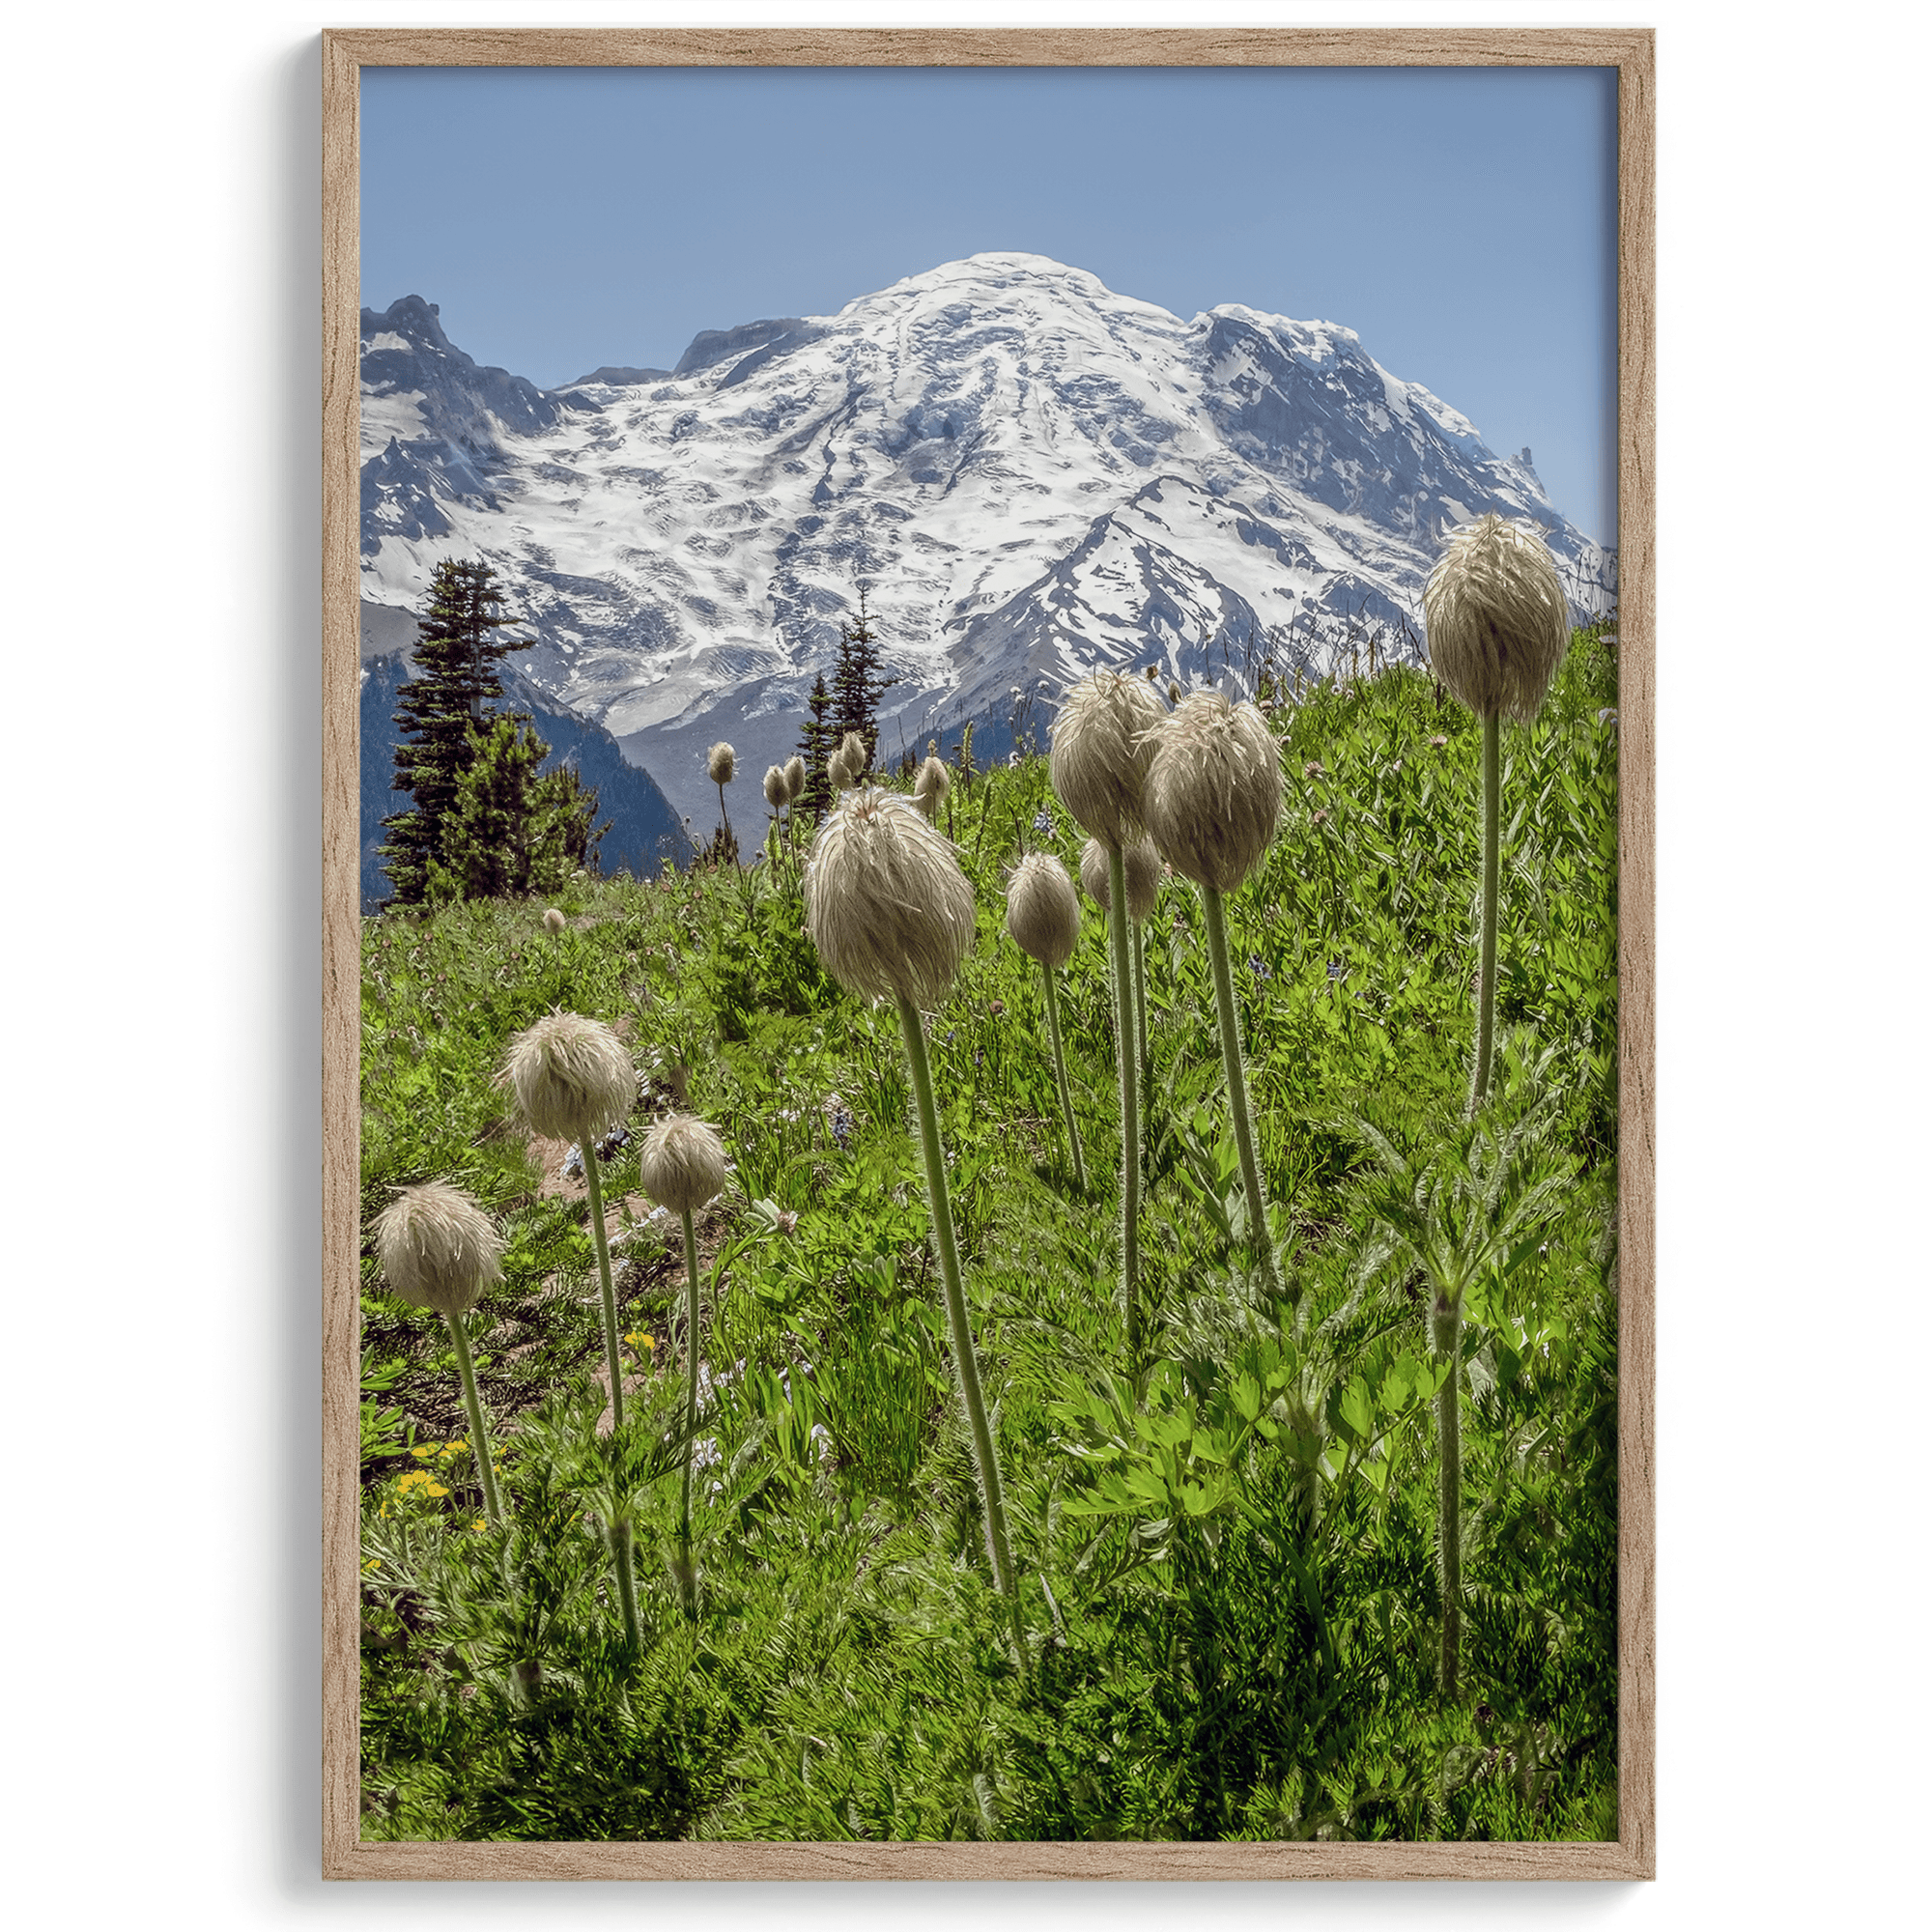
(359, 254, 1611, 832)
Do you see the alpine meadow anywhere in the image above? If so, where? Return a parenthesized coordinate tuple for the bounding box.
(355, 242, 1622, 1846)
(358, 605, 1621, 1846)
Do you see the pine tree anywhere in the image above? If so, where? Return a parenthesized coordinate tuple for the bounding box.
(829, 582, 898, 773)
(793, 669, 838, 820)
(381, 559, 523, 903)
(425, 716, 607, 902)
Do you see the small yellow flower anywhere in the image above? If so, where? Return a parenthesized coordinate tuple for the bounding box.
(426, 1482, 449, 1497)
(411, 1444, 439, 1461)
(623, 1331, 656, 1350)
(362, 1556, 382, 1573)
(470, 1520, 487, 1533)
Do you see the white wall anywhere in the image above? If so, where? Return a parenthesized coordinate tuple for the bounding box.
(2, 2, 1924, 1924)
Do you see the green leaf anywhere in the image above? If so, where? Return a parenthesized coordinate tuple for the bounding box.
(1338, 1376, 1375, 1440)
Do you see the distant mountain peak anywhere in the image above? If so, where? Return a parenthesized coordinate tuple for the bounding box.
(359, 256, 1612, 830)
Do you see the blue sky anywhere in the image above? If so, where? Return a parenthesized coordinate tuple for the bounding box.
(362, 64, 1618, 545)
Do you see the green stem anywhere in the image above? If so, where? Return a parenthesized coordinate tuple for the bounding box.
(443, 1311, 503, 1526)
(895, 992, 1017, 1615)
(1435, 1296, 1463, 1704)
(678, 1205, 702, 1614)
(1108, 847, 1142, 1358)
(1132, 919, 1148, 1102)
(581, 1140, 625, 1435)
(582, 1140, 641, 1645)
(1038, 956, 1087, 1193)
(1469, 710, 1500, 1116)
(1200, 883, 1283, 1296)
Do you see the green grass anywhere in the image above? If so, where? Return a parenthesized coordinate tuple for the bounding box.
(356, 628, 1622, 1843)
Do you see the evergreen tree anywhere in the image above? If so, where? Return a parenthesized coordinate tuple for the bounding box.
(793, 669, 838, 820)
(425, 716, 607, 903)
(381, 559, 523, 903)
(829, 582, 898, 772)
(380, 557, 601, 906)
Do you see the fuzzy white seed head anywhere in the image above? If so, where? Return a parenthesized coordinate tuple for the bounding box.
(501, 1010, 637, 1141)
(1144, 692, 1283, 894)
(542, 907, 566, 934)
(782, 754, 806, 803)
(1005, 852, 1081, 970)
(913, 754, 951, 819)
(1050, 670, 1169, 848)
(806, 786, 978, 1009)
(1080, 834, 1162, 923)
(638, 1111, 729, 1216)
(372, 1179, 503, 1319)
(706, 741, 736, 785)
(762, 764, 788, 811)
(838, 730, 868, 778)
(1422, 515, 1571, 722)
(1078, 837, 1110, 910)
(828, 751, 855, 792)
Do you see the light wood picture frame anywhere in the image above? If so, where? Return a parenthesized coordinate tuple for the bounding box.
(324, 24, 1654, 1882)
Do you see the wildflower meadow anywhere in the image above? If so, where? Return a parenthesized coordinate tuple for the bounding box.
(357, 550, 1622, 1844)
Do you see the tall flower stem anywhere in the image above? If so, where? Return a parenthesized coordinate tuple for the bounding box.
(717, 783, 734, 858)
(1108, 847, 1142, 1358)
(895, 991, 1018, 1623)
(1131, 919, 1152, 1164)
(1037, 957, 1087, 1193)
(677, 1204, 703, 1615)
(1132, 921, 1148, 1098)
(1200, 883, 1282, 1296)
(1468, 711, 1501, 1116)
(443, 1312, 503, 1526)
(580, 1142, 626, 1434)
(1434, 1294, 1463, 1702)
(580, 1142, 640, 1642)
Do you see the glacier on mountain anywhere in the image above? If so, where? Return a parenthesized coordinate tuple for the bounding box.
(358, 253, 1612, 833)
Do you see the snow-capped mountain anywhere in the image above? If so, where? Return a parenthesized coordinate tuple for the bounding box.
(360, 253, 1610, 832)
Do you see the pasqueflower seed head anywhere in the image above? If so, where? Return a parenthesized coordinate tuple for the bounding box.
(706, 741, 736, 785)
(1005, 852, 1081, 970)
(762, 764, 788, 811)
(782, 754, 806, 802)
(1080, 834, 1162, 923)
(913, 754, 951, 819)
(373, 1180, 503, 1319)
(828, 751, 855, 792)
(838, 730, 868, 777)
(1144, 692, 1283, 894)
(638, 1111, 729, 1216)
(1049, 669, 1168, 848)
(1422, 515, 1570, 722)
(806, 786, 977, 1009)
(543, 907, 566, 934)
(501, 1011, 637, 1142)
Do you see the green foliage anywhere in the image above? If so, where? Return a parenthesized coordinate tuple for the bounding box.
(792, 671, 838, 821)
(381, 558, 604, 907)
(425, 714, 606, 904)
(358, 628, 1620, 1843)
(829, 582, 897, 770)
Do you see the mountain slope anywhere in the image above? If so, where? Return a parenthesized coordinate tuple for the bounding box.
(360, 254, 1611, 826)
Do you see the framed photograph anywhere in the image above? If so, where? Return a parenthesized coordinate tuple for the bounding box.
(324, 26, 1654, 1881)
